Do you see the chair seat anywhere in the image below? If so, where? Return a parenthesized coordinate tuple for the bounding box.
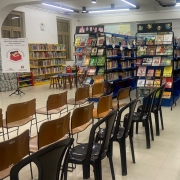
(0, 167, 11, 179)
(124, 112, 147, 122)
(93, 109, 111, 119)
(92, 93, 103, 98)
(69, 143, 101, 162)
(137, 105, 158, 113)
(112, 101, 128, 109)
(29, 136, 38, 153)
(3, 117, 34, 128)
(67, 98, 88, 105)
(36, 105, 67, 115)
(71, 121, 91, 135)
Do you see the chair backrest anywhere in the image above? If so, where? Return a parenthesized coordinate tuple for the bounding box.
(156, 84, 166, 108)
(117, 87, 131, 101)
(0, 130, 29, 172)
(84, 110, 117, 162)
(114, 99, 138, 139)
(71, 102, 94, 132)
(38, 112, 70, 149)
(75, 86, 89, 101)
(10, 138, 74, 180)
(92, 82, 104, 96)
(6, 99, 36, 124)
(97, 93, 113, 116)
(0, 108, 3, 128)
(47, 91, 67, 111)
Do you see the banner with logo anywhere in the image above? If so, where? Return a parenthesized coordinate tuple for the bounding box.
(0, 38, 30, 73)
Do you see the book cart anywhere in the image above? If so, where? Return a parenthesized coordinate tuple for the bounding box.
(136, 23, 177, 110)
(74, 26, 137, 99)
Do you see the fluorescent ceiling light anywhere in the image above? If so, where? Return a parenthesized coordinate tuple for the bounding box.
(176, 3, 180, 6)
(92, 0, 96, 4)
(121, 0, 136, 7)
(89, 9, 129, 13)
(11, 17, 19, 19)
(82, 7, 87, 12)
(42, 3, 74, 12)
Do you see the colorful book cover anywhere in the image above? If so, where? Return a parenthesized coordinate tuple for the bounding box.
(146, 46, 156, 55)
(154, 79, 161, 87)
(155, 35, 164, 45)
(163, 66, 172, 77)
(163, 91, 171, 99)
(155, 69, 161, 77)
(136, 37, 145, 46)
(78, 67, 85, 75)
(163, 34, 173, 44)
(83, 56, 90, 66)
(165, 78, 173, 88)
(161, 57, 172, 66)
(97, 37, 105, 46)
(86, 38, 92, 46)
(142, 58, 153, 65)
(136, 58, 143, 66)
(139, 88, 151, 97)
(146, 36, 155, 45)
(89, 57, 97, 66)
(164, 46, 173, 55)
(152, 57, 162, 66)
(85, 46, 92, 55)
(145, 80, 154, 87)
(156, 46, 166, 55)
(97, 49, 104, 56)
(137, 47, 146, 57)
(98, 68, 104, 75)
(91, 47, 98, 56)
(97, 56, 105, 66)
(137, 66, 146, 76)
(137, 79, 145, 87)
(84, 77, 92, 85)
(74, 37, 81, 46)
(87, 67, 96, 76)
(147, 69, 154, 77)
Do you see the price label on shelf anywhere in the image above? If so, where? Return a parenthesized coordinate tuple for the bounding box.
(112, 44, 115, 49)
(120, 45, 123, 51)
(133, 40, 136, 46)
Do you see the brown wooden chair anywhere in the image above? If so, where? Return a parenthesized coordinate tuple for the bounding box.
(112, 87, 131, 109)
(29, 112, 70, 153)
(91, 82, 104, 99)
(93, 93, 113, 120)
(0, 109, 5, 141)
(0, 130, 30, 180)
(67, 86, 89, 108)
(36, 91, 68, 120)
(70, 102, 94, 143)
(3, 99, 38, 139)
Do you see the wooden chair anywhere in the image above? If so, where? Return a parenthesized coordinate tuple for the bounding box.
(67, 86, 89, 108)
(36, 91, 68, 120)
(112, 87, 131, 109)
(3, 99, 38, 139)
(30, 112, 70, 153)
(0, 109, 5, 141)
(93, 93, 113, 120)
(0, 130, 30, 180)
(49, 76, 61, 89)
(70, 102, 94, 143)
(91, 82, 104, 99)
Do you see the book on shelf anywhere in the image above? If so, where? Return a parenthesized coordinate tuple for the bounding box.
(97, 56, 105, 66)
(139, 88, 151, 97)
(97, 48, 104, 56)
(163, 34, 173, 45)
(84, 46, 92, 55)
(142, 58, 153, 65)
(145, 79, 154, 87)
(91, 47, 98, 56)
(74, 37, 81, 46)
(87, 67, 96, 76)
(98, 68, 104, 75)
(146, 46, 156, 55)
(161, 57, 172, 66)
(164, 46, 173, 55)
(155, 35, 164, 45)
(154, 79, 161, 87)
(147, 69, 154, 77)
(78, 67, 86, 75)
(91, 39, 97, 46)
(84, 77, 92, 85)
(155, 69, 161, 77)
(152, 57, 161, 66)
(136, 58, 143, 66)
(74, 47, 84, 55)
(86, 38, 92, 46)
(82, 56, 90, 66)
(162, 91, 171, 99)
(137, 47, 146, 56)
(137, 79, 145, 87)
(106, 61, 117, 69)
(163, 66, 172, 77)
(136, 37, 145, 46)
(137, 66, 146, 76)
(89, 57, 97, 66)
(97, 37, 105, 46)
(162, 77, 173, 88)
(156, 46, 166, 55)
(146, 36, 155, 45)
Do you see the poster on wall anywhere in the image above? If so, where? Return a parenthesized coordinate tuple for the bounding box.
(76, 25, 104, 34)
(0, 38, 30, 73)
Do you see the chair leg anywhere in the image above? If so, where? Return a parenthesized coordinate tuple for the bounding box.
(93, 160, 102, 180)
(82, 164, 90, 179)
(29, 161, 33, 180)
(35, 114, 38, 135)
(149, 114, 154, 141)
(144, 120, 151, 149)
(154, 111, 160, 136)
(7, 128, 9, 139)
(30, 121, 32, 137)
(17, 127, 19, 136)
(136, 122, 139, 134)
(159, 107, 164, 130)
(2, 127, 5, 141)
(108, 149, 115, 180)
(129, 135, 135, 163)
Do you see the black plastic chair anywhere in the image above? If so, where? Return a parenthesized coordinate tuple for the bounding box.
(95, 99, 138, 176)
(10, 138, 74, 180)
(125, 90, 156, 149)
(137, 84, 165, 136)
(66, 110, 117, 180)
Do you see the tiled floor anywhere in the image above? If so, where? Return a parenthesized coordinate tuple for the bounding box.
(1, 84, 180, 180)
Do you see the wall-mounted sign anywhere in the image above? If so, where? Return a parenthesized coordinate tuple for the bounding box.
(76, 25, 104, 34)
(137, 23, 172, 33)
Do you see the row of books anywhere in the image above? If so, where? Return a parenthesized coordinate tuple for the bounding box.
(174, 61, 180, 69)
(30, 59, 66, 67)
(86, 67, 105, 76)
(0, 80, 17, 92)
(137, 45, 173, 56)
(29, 52, 66, 59)
(19, 82, 32, 87)
(106, 36, 135, 46)
(137, 66, 172, 77)
(174, 49, 180, 57)
(137, 57, 172, 66)
(89, 56, 105, 66)
(29, 44, 66, 51)
(31, 67, 66, 75)
(106, 61, 118, 69)
(136, 34, 173, 46)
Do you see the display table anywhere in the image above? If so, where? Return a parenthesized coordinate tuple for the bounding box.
(58, 73, 76, 89)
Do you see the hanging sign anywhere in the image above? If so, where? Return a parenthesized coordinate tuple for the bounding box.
(137, 23, 172, 33)
(76, 25, 104, 34)
(0, 38, 30, 73)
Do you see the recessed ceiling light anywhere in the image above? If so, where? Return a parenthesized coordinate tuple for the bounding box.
(42, 3, 74, 12)
(89, 8, 129, 13)
(82, 7, 87, 12)
(92, 0, 96, 4)
(11, 17, 19, 19)
(121, 0, 136, 8)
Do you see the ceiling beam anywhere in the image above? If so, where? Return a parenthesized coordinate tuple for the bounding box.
(154, 0, 176, 7)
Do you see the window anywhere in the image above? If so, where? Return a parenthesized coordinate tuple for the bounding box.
(2, 11, 24, 38)
(57, 19, 71, 60)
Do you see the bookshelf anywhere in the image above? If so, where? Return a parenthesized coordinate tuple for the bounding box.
(136, 23, 177, 110)
(29, 43, 66, 86)
(18, 72, 33, 88)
